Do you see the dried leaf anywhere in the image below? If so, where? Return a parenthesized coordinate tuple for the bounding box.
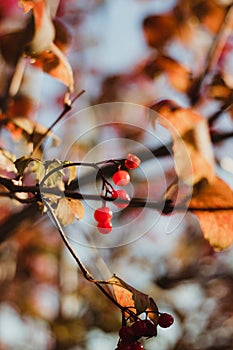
(7, 117, 59, 147)
(67, 165, 77, 186)
(191, 0, 225, 33)
(193, 210, 233, 251)
(43, 160, 64, 189)
(107, 274, 150, 315)
(145, 56, 191, 92)
(147, 297, 159, 327)
(14, 156, 33, 175)
(143, 14, 177, 48)
(189, 177, 233, 250)
(55, 197, 84, 226)
(31, 42, 74, 91)
(19, 0, 74, 91)
(19, 0, 55, 53)
(151, 101, 215, 185)
(0, 148, 16, 173)
(31, 160, 45, 182)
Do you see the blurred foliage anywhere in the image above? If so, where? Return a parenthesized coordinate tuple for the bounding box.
(0, 0, 233, 350)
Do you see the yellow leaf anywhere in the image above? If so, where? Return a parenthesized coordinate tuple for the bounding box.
(67, 198, 84, 220)
(67, 165, 77, 186)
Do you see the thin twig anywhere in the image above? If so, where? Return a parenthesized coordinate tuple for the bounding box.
(189, 4, 233, 104)
(32, 90, 85, 156)
(44, 199, 128, 312)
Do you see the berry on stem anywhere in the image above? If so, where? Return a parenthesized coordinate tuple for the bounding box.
(119, 326, 135, 343)
(125, 153, 141, 170)
(158, 313, 174, 328)
(94, 206, 112, 222)
(131, 341, 144, 350)
(131, 320, 146, 339)
(97, 220, 112, 234)
(113, 170, 130, 186)
(112, 189, 130, 209)
(141, 319, 157, 337)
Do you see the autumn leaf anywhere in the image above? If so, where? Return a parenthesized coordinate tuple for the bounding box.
(14, 156, 34, 175)
(6, 117, 59, 147)
(0, 148, 17, 174)
(144, 55, 191, 92)
(55, 197, 84, 226)
(107, 274, 155, 317)
(147, 297, 159, 327)
(189, 177, 233, 251)
(42, 159, 64, 189)
(142, 14, 177, 49)
(31, 42, 74, 92)
(1, 0, 74, 93)
(21, 0, 74, 91)
(65, 164, 77, 186)
(151, 100, 215, 186)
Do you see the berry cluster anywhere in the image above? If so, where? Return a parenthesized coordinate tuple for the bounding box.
(94, 154, 140, 234)
(116, 313, 174, 350)
(116, 319, 156, 350)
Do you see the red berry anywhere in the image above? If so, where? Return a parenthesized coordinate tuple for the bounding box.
(131, 341, 144, 350)
(97, 220, 112, 234)
(119, 326, 134, 343)
(131, 319, 156, 338)
(131, 320, 147, 339)
(141, 319, 156, 337)
(94, 207, 112, 222)
(158, 313, 174, 328)
(116, 340, 132, 350)
(113, 170, 130, 186)
(112, 189, 130, 209)
(125, 154, 141, 169)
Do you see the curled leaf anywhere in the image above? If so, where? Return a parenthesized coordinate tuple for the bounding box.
(14, 156, 33, 175)
(107, 274, 150, 316)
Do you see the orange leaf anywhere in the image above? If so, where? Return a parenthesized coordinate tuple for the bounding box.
(151, 101, 215, 185)
(31, 42, 74, 91)
(22, 0, 55, 54)
(107, 275, 151, 316)
(189, 177, 233, 250)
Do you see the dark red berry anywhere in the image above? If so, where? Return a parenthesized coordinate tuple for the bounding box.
(97, 220, 112, 234)
(141, 319, 156, 337)
(115, 341, 132, 350)
(131, 320, 147, 339)
(131, 341, 144, 350)
(113, 170, 130, 186)
(131, 319, 156, 339)
(125, 154, 141, 169)
(119, 326, 134, 343)
(94, 207, 112, 222)
(112, 189, 130, 209)
(158, 313, 174, 328)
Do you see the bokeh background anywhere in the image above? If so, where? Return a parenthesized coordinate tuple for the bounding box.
(0, 1, 233, 349)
